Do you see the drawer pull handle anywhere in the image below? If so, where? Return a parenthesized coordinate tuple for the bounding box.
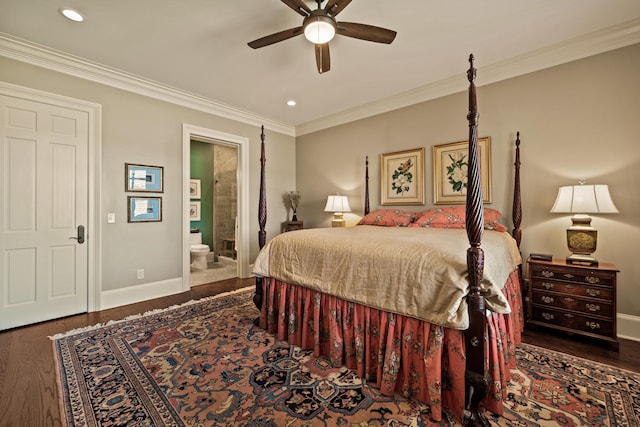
(564, 297, 575, 303)
(564, 284, 575, 289)
(541, 270, 554, 278)
(585, 289, 600, 297)
(542, 312, 554, 320)
(585, 276, 600, 284)
(564, 313, 574, 318)
(541, 296, 554, 304)
(585, 321, 601, 330)
(563, 273, 575, 279)
(585, 303, 601, 312)
(542, 282, 554, 290)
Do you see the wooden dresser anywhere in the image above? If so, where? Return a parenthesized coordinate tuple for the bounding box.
(527, 257, 619, 350)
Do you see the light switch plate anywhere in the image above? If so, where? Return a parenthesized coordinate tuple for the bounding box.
(107, 213, 115, 223)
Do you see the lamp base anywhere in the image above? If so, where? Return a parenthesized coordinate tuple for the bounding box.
(566, 253, 598, 267)
(565, 214, 598, 267)
(331, 212, 345, 227)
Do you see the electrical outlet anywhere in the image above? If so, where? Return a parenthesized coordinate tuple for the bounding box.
(137, 269, 144, 279)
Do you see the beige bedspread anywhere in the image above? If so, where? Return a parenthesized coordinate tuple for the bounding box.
(252, 225, 522, 329)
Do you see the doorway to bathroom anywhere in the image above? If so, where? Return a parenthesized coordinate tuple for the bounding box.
(182, 124, 251, 290)
(189, 139, 238, 286)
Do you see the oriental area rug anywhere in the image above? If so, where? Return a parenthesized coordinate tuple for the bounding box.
(52, 287, 639, 426)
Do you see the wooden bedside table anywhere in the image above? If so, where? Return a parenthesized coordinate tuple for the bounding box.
(527, 257, 619, 350)
(282, 221, 303, 232)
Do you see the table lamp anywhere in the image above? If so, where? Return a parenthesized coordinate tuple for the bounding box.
(550, 180, 618, 266)
(324, 195, 351, 227)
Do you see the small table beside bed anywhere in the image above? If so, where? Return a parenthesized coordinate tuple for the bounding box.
(252, 55, 524, 426)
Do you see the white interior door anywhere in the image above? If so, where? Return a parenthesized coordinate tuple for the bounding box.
(0, 93, 89, 330)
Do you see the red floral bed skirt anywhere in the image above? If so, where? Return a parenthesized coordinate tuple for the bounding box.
(259, 270, 523, 422)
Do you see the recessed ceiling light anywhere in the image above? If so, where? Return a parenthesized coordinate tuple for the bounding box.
(60, 8, 84, 22)
(287, 100, 296, 106)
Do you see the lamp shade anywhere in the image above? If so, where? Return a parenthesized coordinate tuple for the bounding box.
(550, 184, 618, 214)
(304, 16, 336, 44)
(324, 195, 351, 213)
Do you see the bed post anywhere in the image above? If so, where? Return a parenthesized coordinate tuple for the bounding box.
(253, 125, 266, 314)
(463, 54, 489, 427)
(512, 132, 522, 249)
(364, 156, 370, 216)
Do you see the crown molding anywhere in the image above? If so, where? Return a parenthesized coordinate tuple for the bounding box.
(0, 33, 296, 137)
(296, 18, 640, 136)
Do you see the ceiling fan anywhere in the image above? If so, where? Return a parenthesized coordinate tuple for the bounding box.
(247, 0, 397, 74)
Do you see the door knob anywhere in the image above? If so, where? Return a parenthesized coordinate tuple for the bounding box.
(69, 225, 85, 244)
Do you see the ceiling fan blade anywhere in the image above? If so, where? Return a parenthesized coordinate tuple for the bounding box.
(324, 0, 352, 16)
(248, 26, 303, 49)
(336, 22, 397, 44)
(280, 0, 311, 16)
(315, 43, 330, 74)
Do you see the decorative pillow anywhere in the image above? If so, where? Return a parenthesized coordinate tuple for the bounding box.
(409, 206, 508, 232)
(357, 209, 418, 227)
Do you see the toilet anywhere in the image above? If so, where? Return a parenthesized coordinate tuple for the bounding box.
(190, 232, 211, 270)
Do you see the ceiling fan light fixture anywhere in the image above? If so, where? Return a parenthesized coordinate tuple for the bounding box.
(304, 15, 336, 44)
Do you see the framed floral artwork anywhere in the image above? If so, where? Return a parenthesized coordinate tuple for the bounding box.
(380, 147, 425, 205)
(432, 136, 491, 204)
(189, 179, 201, 199)
(189, 201, 201, 221)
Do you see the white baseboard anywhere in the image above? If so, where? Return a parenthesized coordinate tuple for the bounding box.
(99, 278, 184, 311)
(617, 313, 640, 342)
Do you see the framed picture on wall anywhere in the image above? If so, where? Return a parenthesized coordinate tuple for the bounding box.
(190, 201, 201, 221)
(125, 163, 164, 192)
(432, 136, 491, 204)
(380, 147, 425, 205)
(127, 196, 162, 222)
(189, 179, 201, 199)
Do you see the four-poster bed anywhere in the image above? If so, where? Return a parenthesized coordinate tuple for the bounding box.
(252, 55, 524, 425)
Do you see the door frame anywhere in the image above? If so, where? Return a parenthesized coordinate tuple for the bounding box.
(0, 81, 102, 312)
(182, 124, 250, 289)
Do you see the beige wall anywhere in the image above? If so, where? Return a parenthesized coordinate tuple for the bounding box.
(0, 56, 295, 293)
(1, 43, 638, 320)
(296, 44, 640, 318)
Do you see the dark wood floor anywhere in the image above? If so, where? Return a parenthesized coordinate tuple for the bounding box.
(0, 277, 638, 426)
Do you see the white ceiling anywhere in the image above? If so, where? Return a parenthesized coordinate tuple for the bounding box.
(1, 0, 639, 135)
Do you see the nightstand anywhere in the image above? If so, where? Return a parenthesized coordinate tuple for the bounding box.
(282, 221, 303, 232)
(527, 257, 619, 350)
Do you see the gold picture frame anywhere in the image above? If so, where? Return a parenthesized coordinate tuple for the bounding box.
(433, 136, 491, 204)
(380, 147, 425, 205)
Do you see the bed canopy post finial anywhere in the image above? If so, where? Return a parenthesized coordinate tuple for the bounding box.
(464, 54, 490, 427)
(254, 125, 267, 314)
(512, 132, 522, 248)
(364, 156, 370, 216)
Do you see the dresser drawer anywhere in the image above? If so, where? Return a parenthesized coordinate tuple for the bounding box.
(530, 278, 613, 300)
(530, 291, 613, 317)
(530, 264, 615, 287)
(530, 306, 614, 337)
